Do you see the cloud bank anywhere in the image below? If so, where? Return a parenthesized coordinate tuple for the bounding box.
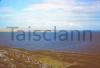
(0, 0, 100, 30)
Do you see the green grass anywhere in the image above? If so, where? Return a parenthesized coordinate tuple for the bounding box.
(36, 57, 64, 67)
(0, 47, 100, 68)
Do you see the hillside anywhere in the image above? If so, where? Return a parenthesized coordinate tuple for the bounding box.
(0, 46, 100, 68)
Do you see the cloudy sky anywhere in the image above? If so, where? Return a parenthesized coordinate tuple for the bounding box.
(0, 0, 100, 30)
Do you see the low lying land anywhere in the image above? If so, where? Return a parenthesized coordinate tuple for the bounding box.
(0, 46, 100, 68)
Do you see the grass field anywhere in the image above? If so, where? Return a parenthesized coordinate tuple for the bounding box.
(0, 46, 100, 68)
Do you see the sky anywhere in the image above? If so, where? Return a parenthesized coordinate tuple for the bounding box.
(0, 0, 100, 30)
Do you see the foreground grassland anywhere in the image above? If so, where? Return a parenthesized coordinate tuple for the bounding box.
(0, 47, 100, 68)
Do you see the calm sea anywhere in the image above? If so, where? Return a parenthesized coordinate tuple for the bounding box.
(0, 31, 100, 54)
